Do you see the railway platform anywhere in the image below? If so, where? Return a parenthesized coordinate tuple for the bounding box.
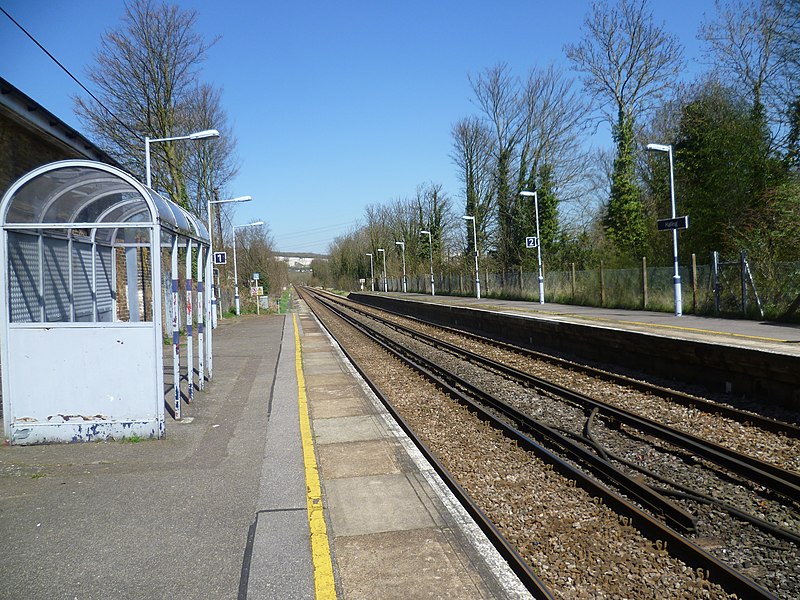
(367, 292, 800, 357)
(0, 302, 529, 599)
(351, 291, 800, 410)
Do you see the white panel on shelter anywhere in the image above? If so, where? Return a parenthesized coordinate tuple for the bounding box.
(8, 325, 158, 422)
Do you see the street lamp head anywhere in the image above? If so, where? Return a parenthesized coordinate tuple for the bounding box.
(419, 230, 430, 235)
(211, 195, 252, 205)
(519, 190, 536, 198)
(188, 129, 220, 140)
(366, 253, 372, 257)
(377, 248, 385, 253)
(395, 241, 404, 247)
(234, 220, 264, 229)
(646, 143, 671, 153)
(462, 215, 474, 221)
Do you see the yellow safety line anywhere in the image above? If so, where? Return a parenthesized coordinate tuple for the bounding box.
(293, 313, 337, 599)
(614, 319, 789, 342)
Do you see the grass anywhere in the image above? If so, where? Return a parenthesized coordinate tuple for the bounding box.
(278, 289, 291, 313)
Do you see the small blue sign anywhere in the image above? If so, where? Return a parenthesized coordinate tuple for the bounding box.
(213, 252, 227, 265)
(525, 236, 539, 248)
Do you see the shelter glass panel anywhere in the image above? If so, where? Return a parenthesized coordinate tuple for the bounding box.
(8, 230, 40, 322)
(71, 240, 94, 322)
(43, 236, 71, 322)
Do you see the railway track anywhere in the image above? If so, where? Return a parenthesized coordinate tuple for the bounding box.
(299, 287, 799, 598)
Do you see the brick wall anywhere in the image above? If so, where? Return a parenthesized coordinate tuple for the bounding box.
(0, 112, 86, 196)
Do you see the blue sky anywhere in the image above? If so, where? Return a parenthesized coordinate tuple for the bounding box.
(1, 0, 716, 253)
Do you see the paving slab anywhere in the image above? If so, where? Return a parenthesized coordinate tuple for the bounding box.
(333, 528, 494, 600)
(311, 415, 384, 445)
(316, 440, 402, 479)
(325, 473, 437, 536)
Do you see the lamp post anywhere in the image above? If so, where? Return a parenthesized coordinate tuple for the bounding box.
(366, 253, 374, 291)
(462, 215, 480, 299)
(419, 230, 435, 296)
(207, 195, 252, 326)
(144, 129, 219, 188)
(395, 241, 407, 293)
(377, 248, 387, 292)
(519, 190, 545, 304)
(647, 143, 682, 316)
(232, 221, 264, 315)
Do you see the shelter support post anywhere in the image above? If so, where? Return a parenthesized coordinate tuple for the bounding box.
(197, 244, 204, 390)
(206, 247, 213, 380)
(171, 235, 181, 419)
(185, 240, 194, 403)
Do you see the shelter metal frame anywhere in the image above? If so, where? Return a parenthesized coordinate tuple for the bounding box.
(0, 160, 211, 444)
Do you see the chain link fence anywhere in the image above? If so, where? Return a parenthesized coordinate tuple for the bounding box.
(369, 254, 800, 322)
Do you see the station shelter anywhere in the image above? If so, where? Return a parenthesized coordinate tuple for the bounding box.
(0, 160, 211, 444)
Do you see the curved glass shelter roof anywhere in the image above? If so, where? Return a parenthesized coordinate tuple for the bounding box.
(0, 160, 209, 243)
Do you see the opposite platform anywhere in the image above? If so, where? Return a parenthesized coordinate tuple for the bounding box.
(361, 292, 800, 357)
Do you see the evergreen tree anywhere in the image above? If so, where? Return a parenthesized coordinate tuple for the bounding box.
(605, 110, 647, 257)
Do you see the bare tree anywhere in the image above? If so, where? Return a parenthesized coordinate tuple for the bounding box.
(74, 0, 228, 210)
(565, 0, 684, 122)
(184, 84, 239, 218)
(565, 0, 684, 259)
(701, 0, 800, 152)
(469, 64, 526, 271)
(451, 116, 496, 254)
(515, 65, 590, 266)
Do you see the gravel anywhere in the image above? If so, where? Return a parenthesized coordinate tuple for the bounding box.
(306, 293, 744, 599)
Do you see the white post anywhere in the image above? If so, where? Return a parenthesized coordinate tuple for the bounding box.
(233, 230, 241, 315)
(185, 240, 194, 402)
(534, 193, 544, 303)
(396, 241, 406, 293)
(366, 253, 374, 291)
(463, 216, 480, 299)
(197, 244, 205, 389)
(378, 248, 387, 292)
(171, 235, 181, 419)
(145, 136, 152, 188)
(647, 143, 682, 316)
(206, 246, 213, 379)
(420, 230, 435, 296)
(668, 146, 682, 316)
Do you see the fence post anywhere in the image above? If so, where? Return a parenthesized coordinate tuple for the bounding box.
(712, 251, 720, 315)
(691, 253, 697, 314)
(642, 256, 648, 309)
(740, 250, 748, 316)
(599, 261, 605, 306)
(571, 263, 576, 301)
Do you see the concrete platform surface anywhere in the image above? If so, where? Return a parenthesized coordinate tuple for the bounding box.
(0, 314, 297, 599)
(1, 302, 532, 599)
